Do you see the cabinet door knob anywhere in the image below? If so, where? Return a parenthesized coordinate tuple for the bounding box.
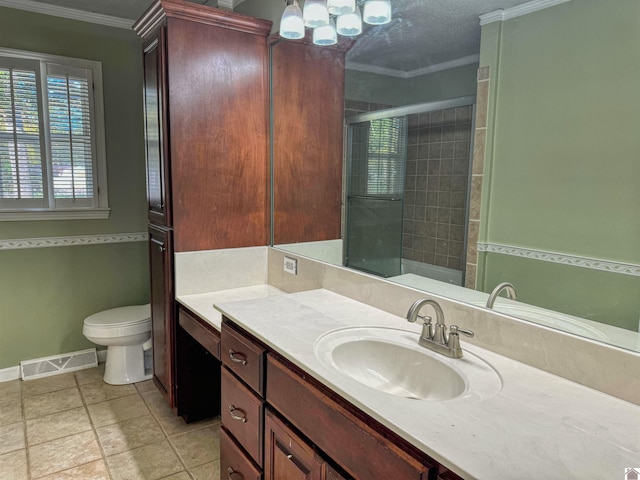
(229, 404, 247, 423)
(227, 467, 240, 479)
(228, 349, 247, 365)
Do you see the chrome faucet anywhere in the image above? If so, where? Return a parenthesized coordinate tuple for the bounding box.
(486, 282, 517, 309)
(406, 298, 474, 358)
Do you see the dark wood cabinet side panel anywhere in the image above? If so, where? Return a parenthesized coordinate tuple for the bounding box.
(266, 355, 432, 480)
(148, 225, 174, 406)
(167, 17, 269, 252)
(272, 41, 344, 245)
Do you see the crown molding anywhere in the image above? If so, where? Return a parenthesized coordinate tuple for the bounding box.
(480, 0, 572, 25)
(478, 242, 640, 277)
(0, 0, 133, 29)
(347, 54, 480, 79)
(0, 232, 149, 250)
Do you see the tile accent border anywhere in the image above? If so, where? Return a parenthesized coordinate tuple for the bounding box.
(478, 242, 640, 277)
(0, 233, 148, 250)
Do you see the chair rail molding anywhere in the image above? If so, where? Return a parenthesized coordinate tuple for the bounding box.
(477, 242, 640, 277)
(0, 232, 149, 250)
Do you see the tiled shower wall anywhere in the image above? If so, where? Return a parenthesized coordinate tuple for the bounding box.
(402, 107, 473, 270)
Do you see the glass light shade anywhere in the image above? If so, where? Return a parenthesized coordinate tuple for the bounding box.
(363, 0, 391, 25)
(313, 18, 337, 46)
(280, 1, 305, 39)
(303, 0, 329, 28)
(327, 0, 355, 16)
(336, 6, 362, 36)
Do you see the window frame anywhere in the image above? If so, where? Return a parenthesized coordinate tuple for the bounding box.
(0, 47, 109, 221)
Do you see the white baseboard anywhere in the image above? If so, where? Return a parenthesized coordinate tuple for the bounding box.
(0, 366, 20, 382)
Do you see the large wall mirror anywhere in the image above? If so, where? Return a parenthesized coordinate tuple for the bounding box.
(269, 0, 640, 353)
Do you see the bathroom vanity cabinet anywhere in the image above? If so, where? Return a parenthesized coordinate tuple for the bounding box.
(134, 0, 272, 410)
(220, 318, 463, 480)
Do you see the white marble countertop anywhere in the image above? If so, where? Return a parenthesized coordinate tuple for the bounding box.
(214, 289, 640, 480)
(176, 284, 284, 331)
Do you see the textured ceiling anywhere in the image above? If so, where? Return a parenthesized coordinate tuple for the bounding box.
(348, 0, 533, 72)
(21, 0, 535, 72)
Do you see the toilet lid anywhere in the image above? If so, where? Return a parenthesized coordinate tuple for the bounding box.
(84, 304, 151, 327)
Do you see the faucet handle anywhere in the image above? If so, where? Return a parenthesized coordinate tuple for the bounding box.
(416, 315, 433, 340)
(449, 325, 474, 337)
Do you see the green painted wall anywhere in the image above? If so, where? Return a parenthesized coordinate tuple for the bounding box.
(0, 8, 149, 369)
(477, 0, 640, 328)
(235, 0, 282, 32)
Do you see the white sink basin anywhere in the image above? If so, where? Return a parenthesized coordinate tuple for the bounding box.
(476, 302, 609, 341)
(314, 327, 501, 401)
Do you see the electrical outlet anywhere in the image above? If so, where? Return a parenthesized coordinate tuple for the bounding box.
(283, 256, 297, 275)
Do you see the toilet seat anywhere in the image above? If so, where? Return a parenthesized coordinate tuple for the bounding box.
(83, 305, 151, 338)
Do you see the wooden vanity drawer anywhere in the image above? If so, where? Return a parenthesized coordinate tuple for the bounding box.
(221, 366, 264, 466)
(221, 321, 265, 395)
(266, 354, 432, 480)
(178, 307, 220, 359)
(220, 426, 262, 480)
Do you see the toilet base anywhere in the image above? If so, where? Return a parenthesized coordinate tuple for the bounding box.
(103, 344, 153, 385)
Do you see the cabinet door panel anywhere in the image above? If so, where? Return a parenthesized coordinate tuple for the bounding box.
(149, 225, 174, 405)
(265, 408, 323, 480)
(143, 29, 171, 226)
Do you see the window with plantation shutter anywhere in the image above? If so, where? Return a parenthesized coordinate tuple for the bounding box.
(366, 117, 407, 196)
(0, 48, 108, 220)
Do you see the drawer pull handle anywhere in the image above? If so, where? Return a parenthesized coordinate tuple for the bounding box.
(228, 349, 247, 365)
(227, 467, 240, 479)
(229, 404, 247, 423)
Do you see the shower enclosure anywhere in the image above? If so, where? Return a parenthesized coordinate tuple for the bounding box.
(344, 96, 476, 286)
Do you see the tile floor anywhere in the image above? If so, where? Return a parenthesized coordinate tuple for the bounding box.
(0, 365, 221, 479)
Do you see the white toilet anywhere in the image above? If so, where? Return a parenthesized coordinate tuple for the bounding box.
(83, 304, 153, 385)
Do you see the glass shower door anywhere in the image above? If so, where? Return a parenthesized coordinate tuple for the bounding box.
(345, 117, 407, 277)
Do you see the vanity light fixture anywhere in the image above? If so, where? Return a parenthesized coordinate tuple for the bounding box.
(303, 0, 330, 28)
(313, 18, 338, 45)
(280, 0, 391, 45)
(362, 0, 392, 25)
(280, 0, 306, 40)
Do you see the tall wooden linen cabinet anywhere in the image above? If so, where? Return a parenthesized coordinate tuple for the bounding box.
(134, 0, 271, 409)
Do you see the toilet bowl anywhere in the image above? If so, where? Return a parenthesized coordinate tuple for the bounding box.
(83, 304, 152, 385)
